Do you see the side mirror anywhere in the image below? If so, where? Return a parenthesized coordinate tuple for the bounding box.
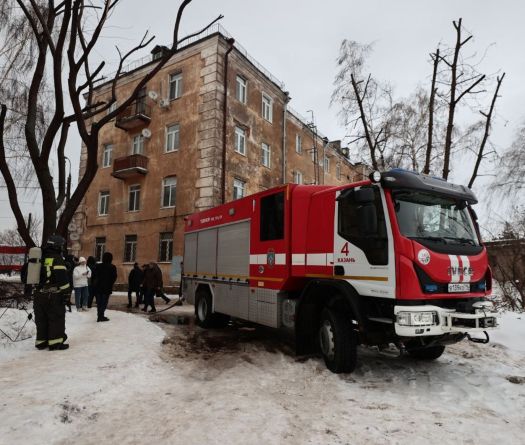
(358, 204, 378, 236)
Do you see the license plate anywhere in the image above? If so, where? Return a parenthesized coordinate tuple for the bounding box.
(448, 283, 470, 293)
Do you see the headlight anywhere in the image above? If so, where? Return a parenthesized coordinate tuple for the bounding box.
(396, 311, 438, 326)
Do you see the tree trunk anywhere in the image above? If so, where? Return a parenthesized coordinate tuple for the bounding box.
(424, 48, 439, 175)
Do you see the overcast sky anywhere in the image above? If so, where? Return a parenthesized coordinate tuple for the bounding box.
(2, 0, 524, 233)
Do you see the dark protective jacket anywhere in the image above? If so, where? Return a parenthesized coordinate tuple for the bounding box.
(142, 265, 162, 289)
(40, 249, 71, 294)
(96, 261, 117, 295)
(128, 266, 144, 290)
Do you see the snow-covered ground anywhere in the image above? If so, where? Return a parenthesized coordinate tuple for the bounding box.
(1, 306, 524, 445)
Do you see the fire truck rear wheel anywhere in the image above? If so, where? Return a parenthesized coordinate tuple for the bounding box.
(195, 288, 230, 328)
(319, 307, 357, 374)
(407, 345, 445, 360)
(195, 289, 214, 328)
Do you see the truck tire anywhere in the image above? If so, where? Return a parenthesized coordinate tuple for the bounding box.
(195, 288, 230, 328)
(408, 345, 445, 360)
(319, 307, 357, 373)
(195, 288, 214, 328)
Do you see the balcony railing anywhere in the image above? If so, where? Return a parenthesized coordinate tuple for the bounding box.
(115, 100, 151, 131)
(112, 154, 149, 179)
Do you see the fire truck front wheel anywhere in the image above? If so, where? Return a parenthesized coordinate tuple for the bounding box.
(319, 307, 357, 374)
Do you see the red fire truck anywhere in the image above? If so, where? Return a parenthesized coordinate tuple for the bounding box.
(0, 245, 27, 276)
(182, 169, 497, 373)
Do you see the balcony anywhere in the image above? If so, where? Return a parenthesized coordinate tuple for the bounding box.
(112, 154, 149, 179)
(115, 99, 151, 131)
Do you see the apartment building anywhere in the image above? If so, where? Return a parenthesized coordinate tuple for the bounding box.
(70, 25, 366, 283)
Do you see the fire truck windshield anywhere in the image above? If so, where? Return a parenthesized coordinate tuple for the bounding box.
(393, 191, 479, 247)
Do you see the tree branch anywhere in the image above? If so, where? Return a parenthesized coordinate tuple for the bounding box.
(468, 73, 505, 188)
(0, 105, 34, 247)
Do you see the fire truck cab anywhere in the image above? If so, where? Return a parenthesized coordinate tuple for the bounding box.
(182, 169, 497, 373)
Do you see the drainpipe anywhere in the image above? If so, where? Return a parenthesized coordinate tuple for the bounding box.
(221, 38, 235, 204)
(321, 137, 329, 185)
(281, 92, 290, 184)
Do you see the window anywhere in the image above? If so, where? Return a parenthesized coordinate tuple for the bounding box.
(236, 75, 247, 103)
(261, 142, 271, 168)
(233, 178, 246, 200)
(136, 88, 146, 114)
(158, 232, 173, 262)
(102, 144, 113, 168)
(124, 235, 137, 263)
(295, 134, 302, 153)
(234, 126, 246, 155)
(324, 156, 330, 173)
(132, 134, 144, 154)
(169, 72, 183, 100)
(95, 237, 106, 262)
(338, 186, 388, 265)
(98, 191, 109, 216)
(165, 124, 180, 152)
(262, 93, 273, 122)
(293, 171, 303, 185)
(311, 147, 316, 162)
(162, 177, 177, 208)
(260, 192, 285, 241)
(336, 163, 341, 180)
(128, 185, 140, 212)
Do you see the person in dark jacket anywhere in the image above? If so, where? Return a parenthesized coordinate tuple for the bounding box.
(127, 262, 144, 308)
(63, 254, 76, 313)
(142, 262, 162, 313)
(153, 263, 171, 304)
(86, 256, 97, 308)
(95, 251, 117, 322)
(34, 235, 71, 350)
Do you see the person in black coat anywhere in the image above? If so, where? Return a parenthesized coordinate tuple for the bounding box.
(86, 256, 97, 308)
(95, 251, 117, 322)
(127, 262, 144, 308)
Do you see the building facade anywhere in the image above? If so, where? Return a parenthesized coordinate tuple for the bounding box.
(71, 26, 366, 284)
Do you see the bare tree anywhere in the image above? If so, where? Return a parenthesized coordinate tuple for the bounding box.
(423, 48, 439, 174)
(0, 0, 222, 247)
(440, 19, 485, 179)
(332, 18, 504, 183)
(332, 40, 396, 171)
(0, 215, 42, 246)
(493, 123, 525, 198)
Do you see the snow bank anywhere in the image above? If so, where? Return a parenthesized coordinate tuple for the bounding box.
(491, 311, 525, 353)
(0, 307, 524, 445)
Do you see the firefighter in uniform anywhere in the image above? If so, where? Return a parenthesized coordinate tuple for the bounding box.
(34, 235, 71, 351)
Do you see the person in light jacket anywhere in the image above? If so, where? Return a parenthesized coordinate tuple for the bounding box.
(73, 256, 92, 311)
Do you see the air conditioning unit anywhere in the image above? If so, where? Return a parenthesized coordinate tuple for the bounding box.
(159, 98, 170, 108)
(141, 128, 152, 138)
(148, 91, 159, 101)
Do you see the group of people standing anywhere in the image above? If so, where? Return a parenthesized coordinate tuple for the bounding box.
(127, 262, 171, 313)
(70, 252, 117, 322)
(30, 235, 172, 352)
